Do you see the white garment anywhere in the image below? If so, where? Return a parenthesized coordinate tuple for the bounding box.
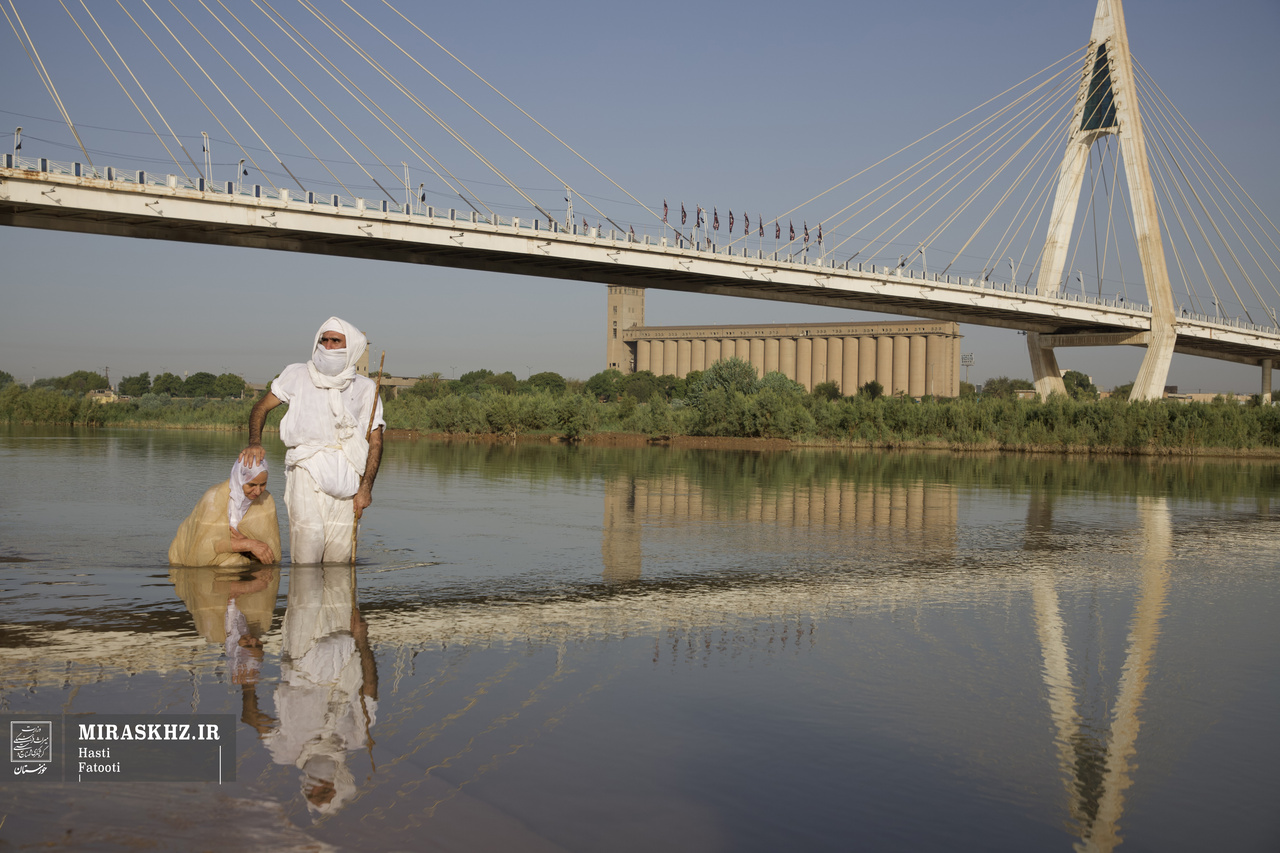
(228, 457, 269, 528)
(271, 363, 385, 498)
(284, 465, 356, 565)
(266, 565, 376, 816)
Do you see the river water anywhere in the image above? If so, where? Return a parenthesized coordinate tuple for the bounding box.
(1, 427, 1278, 851)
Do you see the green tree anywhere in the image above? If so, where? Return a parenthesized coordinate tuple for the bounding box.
(687, 357, 758, 408)
(618, 370, 660, 402)
(212, 373, 246, 398)
(959, 381, 977, 399)
(758, 371, 806, 396)
(408, 372, 449, 400)
(656, 374, 687, 400)
(1062, 370, 1099, 400)
(485, 371, 519, 394)
(151, 372, 184, 396)
(1111, 381, 1135, 400)
(859, 380, 884, 399)
(527, 371, 567, 396)
(118, 372, 151, 396)
(182, 372, 218, 397)
(54, 370, 108, 394)
(812, 380, 842, 401)
(456, 369, 495, 395)
(0, 370, 14, 389)
(585, 368, 623, 402)
(982, 376, 1034, 399)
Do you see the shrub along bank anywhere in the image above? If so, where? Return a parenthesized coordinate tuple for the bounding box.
(4, 363, 1280, 453)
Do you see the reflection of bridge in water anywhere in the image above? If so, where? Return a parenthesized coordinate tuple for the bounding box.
(602, 473, 958, 583)
(0, 474, 1212, 848)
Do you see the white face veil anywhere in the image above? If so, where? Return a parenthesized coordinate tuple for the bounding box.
(229, 456, 269, 529)
(308, 316, 367, 390)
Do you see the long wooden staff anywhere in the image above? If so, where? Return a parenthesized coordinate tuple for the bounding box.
(351, 351, 385, 566)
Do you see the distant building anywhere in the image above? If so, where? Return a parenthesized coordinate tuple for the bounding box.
(606, 286, 962, 397)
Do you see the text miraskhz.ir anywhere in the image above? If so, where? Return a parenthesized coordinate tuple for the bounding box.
(77, 723, 221, 741)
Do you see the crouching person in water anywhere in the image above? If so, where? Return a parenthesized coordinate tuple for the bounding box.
(169, 457, 281, 567)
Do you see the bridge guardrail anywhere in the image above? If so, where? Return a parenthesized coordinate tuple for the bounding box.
(6, 153, 1278, 341)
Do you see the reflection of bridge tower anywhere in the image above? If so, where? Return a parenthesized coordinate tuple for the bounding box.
(1032, 496, 1171, 851)
(602, 473, 958, 581)
(1029, 0, 1176, 401)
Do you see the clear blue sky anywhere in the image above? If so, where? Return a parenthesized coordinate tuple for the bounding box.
(3, 0, 1277, 393)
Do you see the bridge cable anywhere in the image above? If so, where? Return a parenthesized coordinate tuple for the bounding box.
(984, 113, 1079, 290)
(291, 0, 502, 219)
(1136, 67, 1279, 316)
(884, 72, 1078, 273)
(770, 55, 1083, 260)
(1141, 109, 1218, 316)
(176, 0, 371, 201)
(1135, 76, 1257, 323)
(2, 0, 94, 168)
(302, 0, 562, 224)
(336, 0, 630, 233)
(56, 0, 193, 182)
(936, 95, 1079, 279)
(250, 0, 483, 216)
(1136, 61, 1280, 278)
(111, 0, 276, 192)
(887, 80, 1077, 275)
(767, 47, 1088, 236)
(776, 68, 1074, 260)
(987, 62, 1123, 289)
(1138, 73, 1261, 320)
(378, 0, 675, 237)
(332, 0, 625, 234)
(139, 0, 312, 194)
(212, 0, 452, 207)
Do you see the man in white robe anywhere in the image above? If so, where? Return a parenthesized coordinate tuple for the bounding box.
(241, 317, 385, 564)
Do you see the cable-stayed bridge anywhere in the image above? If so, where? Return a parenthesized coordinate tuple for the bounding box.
(2, 0, 1278, 399)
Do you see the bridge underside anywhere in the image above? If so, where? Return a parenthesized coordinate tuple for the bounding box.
(2, 170, 1276, 371)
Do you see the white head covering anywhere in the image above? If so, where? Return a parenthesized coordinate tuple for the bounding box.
(229, 456, 269, 528)
(307, 316, 367, 391)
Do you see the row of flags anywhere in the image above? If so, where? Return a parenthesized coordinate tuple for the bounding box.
(662, 200, 822, 245)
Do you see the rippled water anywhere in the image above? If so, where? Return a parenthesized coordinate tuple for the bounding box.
(1, 427, 1278, 851)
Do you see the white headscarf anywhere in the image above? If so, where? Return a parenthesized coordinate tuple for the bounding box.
(229, 456, 269, 528)
(306, 316, 367, 391)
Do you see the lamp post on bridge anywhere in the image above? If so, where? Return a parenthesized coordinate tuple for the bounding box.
(201, 132, 211, 187)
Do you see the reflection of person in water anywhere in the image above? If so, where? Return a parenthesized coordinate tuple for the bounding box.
(168, 564, 282, 729)
(265, 565, 377, 817)
(169, 458, 281, 567)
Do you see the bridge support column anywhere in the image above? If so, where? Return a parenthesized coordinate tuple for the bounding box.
(1130, 320, 1176, 401)
(1262, 359, 1272, 404)
(1027, 333, 1067, 398)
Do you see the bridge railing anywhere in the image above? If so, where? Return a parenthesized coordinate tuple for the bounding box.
(7, 153, 1279, 339)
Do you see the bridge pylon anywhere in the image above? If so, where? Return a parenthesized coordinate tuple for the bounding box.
(1029, 0, 1175, 401)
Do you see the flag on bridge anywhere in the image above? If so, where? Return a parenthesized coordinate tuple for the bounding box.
(663, 200, 668, 223)
(776, 221, 781, 239)
(681, 203, 686, 225)
(817, 223, 823, 245)
(713, 208, 719, 231)
(728, 210, 734, 233)
(759, 216, 764, 237)
(804, 222, 809, 244)
(789, 221, 795, 241)
(697, 206, 704, 227)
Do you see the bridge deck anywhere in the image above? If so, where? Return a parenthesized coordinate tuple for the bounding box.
(4, 163, 1278, 367)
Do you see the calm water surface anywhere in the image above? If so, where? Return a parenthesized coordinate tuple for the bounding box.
(1, 427, 1278, 851)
